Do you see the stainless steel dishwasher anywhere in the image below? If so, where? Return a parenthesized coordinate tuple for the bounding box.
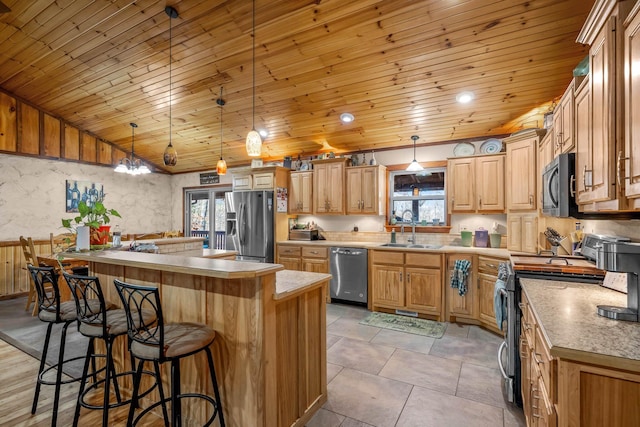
(329, 247, 368, 305)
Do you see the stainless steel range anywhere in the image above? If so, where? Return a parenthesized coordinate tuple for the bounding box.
(498, 234, 628, 406)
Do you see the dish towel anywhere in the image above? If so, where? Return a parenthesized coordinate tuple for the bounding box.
(450, 259, 471, 296)
(493, 262, 509, 330)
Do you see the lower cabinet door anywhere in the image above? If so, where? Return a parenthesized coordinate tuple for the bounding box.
(478, 273, 499, 332)
(371, 264, 404, 309)
(405, 267, 441, 316)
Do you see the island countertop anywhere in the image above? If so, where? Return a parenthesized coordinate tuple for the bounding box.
(61, 250, 282, 279)
(521, 278, 640, 371)
(275, 270, 332, 300)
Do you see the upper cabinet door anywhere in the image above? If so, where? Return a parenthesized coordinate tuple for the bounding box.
(476, 155, 505, 212)
(588, 18, 617, 203)
(506, 134, 538, 211)
(625, 4, 640, 198)
(448, 157, 476, 212)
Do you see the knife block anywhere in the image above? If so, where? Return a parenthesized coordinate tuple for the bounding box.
(557, 237, 572, 255)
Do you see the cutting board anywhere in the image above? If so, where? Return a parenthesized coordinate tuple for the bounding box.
(511, 255, 604, 275)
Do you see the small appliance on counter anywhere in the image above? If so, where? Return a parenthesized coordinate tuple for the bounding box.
(596, 241, 640, 322)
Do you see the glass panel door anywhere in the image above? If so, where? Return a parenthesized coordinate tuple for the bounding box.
(184, 186, 231, 248)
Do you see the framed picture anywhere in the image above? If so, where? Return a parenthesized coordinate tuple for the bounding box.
(66, 180, 104, 212)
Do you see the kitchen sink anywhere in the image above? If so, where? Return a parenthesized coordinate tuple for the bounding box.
(379, 243, 443, 249)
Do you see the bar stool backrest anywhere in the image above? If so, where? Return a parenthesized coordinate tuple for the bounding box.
(27, 264, 61, 321)
(114, 279, 165, 360)
(62, 272, 110, 337)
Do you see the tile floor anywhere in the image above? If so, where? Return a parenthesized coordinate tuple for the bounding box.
(306, 303, 525, 427)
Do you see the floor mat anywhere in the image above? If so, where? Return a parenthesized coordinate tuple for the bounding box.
(359, 312, 447, 338)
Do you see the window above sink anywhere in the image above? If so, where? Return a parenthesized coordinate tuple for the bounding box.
(388, 167, 447, 226)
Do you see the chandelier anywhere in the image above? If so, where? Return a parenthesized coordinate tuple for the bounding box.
(114, 123, 151, 175)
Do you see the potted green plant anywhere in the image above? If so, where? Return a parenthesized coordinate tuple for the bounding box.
(62, 200, 121, 250)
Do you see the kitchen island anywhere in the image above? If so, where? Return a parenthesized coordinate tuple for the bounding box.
(521, 279, 640, 427)
(62, 251, 329, 427)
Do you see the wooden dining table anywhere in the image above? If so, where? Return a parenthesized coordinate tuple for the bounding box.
(37, 254, 88, 302)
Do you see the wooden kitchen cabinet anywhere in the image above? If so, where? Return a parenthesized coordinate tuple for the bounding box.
(289, 171, 313, 214)
(505, 130, 543, 212)
(575, 76, 591, 204)
(576, 0, 634, 210)
(448, 154, 505, 213)
(538, 131, 555, 212)
(477, 256, 507, 334)
(624, 3, 640, 199)
(313, 158, 348, 214)
(553, 81, 575, 157)
(277, 244, 331, 301)
(520, 290, 557, 427)
(557, 359, 640, 427)
(445, 253, 477, 322)
(370, 250, 443, 319)
(301, 246, 329, 274)
(346, 165, 386, 215)
(507, 213, 538, 254)
(276, 245, 302, 270)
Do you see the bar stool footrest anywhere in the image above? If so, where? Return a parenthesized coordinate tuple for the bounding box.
(79, 369, 158, 411)
(132, 393, 221, 427)
(37, 354, 89, 386)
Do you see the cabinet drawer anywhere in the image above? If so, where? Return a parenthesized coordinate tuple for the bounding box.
(534, 324, 553, 393)
(405, 252, 441, 268)
(301, 246, 328, 259)
(477, 256, 505, 275)
(277, 245, 301, 257)
(370, 250, 404, 265)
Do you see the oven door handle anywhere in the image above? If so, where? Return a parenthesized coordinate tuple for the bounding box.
(497, 341, 509, 380)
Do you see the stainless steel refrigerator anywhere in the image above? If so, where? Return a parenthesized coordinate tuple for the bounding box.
(225, 190, 274, 263)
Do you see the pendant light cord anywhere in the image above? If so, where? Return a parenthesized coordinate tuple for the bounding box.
(169, 12, 173, 147)
(252, 0, 256, 130)
(220, 86, 224, 158)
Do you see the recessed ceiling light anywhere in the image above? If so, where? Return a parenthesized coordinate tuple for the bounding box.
(456, 91, 474, 104)
(259, 129, 269, 138)
(340, 112, 355, 123)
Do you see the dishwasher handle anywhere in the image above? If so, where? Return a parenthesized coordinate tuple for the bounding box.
(332, 248, 364, 256)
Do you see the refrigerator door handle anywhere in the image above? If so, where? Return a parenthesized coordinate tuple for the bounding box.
(238, 202, 246, 245)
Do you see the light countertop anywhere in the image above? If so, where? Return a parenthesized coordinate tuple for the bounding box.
(521, 278, 640, 371)
(123, 236, 205, 245)
(274, 270, 331, 300)
(277, 239, 510, 257)
(61, 250, 282, 279)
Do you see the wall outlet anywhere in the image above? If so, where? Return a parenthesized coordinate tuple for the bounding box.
(459, 224, 467, 233)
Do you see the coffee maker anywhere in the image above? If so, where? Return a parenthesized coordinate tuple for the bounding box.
(596, 241, 640, 322)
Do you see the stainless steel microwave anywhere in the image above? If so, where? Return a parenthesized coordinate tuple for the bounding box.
(541, 152, 580, 217)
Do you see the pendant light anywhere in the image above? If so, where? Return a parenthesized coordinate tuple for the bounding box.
(114, 123, 151, 175)
(216, 86, 227, 175)
(245, 0, 262, 156)
(163, 6, 178, 167)
(406, 135, 424, 171)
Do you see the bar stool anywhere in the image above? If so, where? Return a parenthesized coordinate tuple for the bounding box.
(114, 279, 225, 427)
(62, 272, 156, 427)
(27, 264, 85, 427)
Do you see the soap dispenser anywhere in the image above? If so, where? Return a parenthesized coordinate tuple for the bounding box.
(390, 228, 396, 243)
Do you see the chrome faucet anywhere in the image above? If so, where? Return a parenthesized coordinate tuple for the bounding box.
(408, 222, 416, 244)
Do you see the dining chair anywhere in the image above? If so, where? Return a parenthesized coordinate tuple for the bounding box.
(20, 236, 39, 312)
(50, 232, 76, 254)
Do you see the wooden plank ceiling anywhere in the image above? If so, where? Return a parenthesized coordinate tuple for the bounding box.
(0, 0, 594, 174)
